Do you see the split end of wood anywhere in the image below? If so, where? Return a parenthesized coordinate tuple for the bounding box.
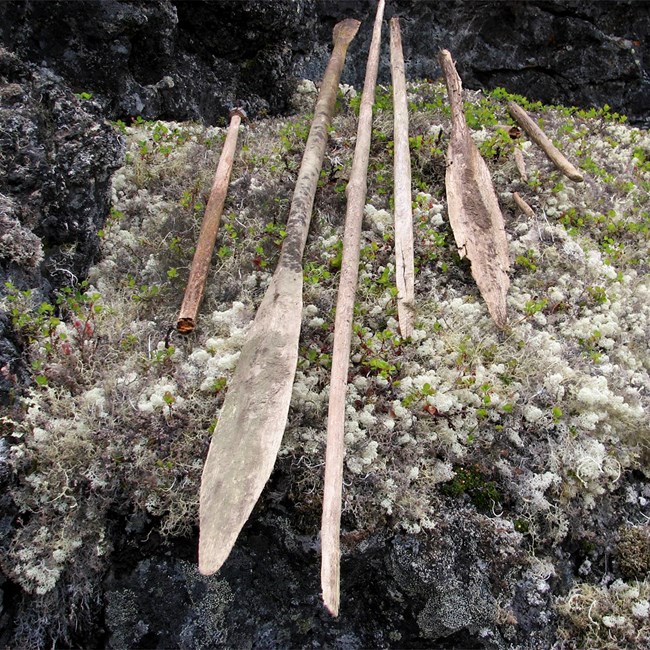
(176, 317, 195, 334)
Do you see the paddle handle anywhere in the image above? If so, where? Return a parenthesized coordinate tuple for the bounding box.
(177, 108, 246, 333)
(279, 19, 360, 271)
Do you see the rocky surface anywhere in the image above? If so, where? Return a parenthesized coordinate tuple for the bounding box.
(0, 2, 649, 648)
(1, 1, 648, 126)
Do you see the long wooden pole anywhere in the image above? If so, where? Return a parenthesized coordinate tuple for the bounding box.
(439, 50, 510, 329)
(507, 101, 584, 182)
(177, 108, 246, 333)
(389, 16, 416, 339)
(321, 0, 385, 618)
(199, 18, 360, 577)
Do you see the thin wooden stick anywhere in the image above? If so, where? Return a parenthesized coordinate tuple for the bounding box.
(507, 101, 584, 182)
(390, 16, 416, 339)
(321, 0, 385, 618)
(439, 50, 510, 329)
(177, 108, 246, 334)
(199, 18, 360, 577)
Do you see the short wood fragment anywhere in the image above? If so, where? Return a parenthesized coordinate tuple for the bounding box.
(514, 147, 528, 182)
(439, 49, 510, 329)
(508, 101, 584, 182)
(321, 0, 385, 618)
(199, 18, 360, 577)
(513, 191, 535, 218)
(177, 108, 246, 333)
(390, 16, 416, 339)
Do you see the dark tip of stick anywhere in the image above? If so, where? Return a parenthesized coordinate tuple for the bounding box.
(177, 318, 195, 334)
(230, 107, 247, 121)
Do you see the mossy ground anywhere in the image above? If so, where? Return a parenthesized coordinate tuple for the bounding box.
(2, 80, 649, 648)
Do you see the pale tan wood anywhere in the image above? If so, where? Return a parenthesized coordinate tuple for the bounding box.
(513, 191, 535, 218)
(177, 108, 245, 333)
(390, 16, 416, 339)
(439, 50, 510, 329)
(199, 18, 360, 576)
(508, 101, 584, 182)
(321, 0, 385, 617)
(514, 147, 528, 182)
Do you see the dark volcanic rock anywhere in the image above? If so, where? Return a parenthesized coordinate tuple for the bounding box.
(310, 0, 650, 127)
(0, 0, 318, 123)
(0, 47, 124, 292)
(1, 0, 648, 125)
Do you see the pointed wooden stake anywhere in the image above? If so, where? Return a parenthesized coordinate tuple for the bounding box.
(177, 108, 246, 333)
(321, 0, 385, 618)
(390, 16, 416, 338)
(199, 18, 360, 577)
(507, 101, 584, 182)
(439, 50, 510, 329)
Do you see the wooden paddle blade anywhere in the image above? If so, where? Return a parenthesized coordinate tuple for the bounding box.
(439, 50, 510, 329)
(199, 266, 302, 575)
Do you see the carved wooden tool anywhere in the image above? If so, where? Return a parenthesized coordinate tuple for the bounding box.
(389, 15, 416, 338)
(508, 101, 584, 182)
(177, 108, 246, 334)
(199, 18, 360, 576)
(439, 49, 510, 329)
(321, 0, 385, 617)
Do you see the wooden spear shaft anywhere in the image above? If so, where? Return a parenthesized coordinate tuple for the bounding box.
(390, 16, 416, 339)
(321, 0, 385, 618)
(177, 108, 246, 333)
(198, 18, 360, 577)
(507, 100, 584, 182)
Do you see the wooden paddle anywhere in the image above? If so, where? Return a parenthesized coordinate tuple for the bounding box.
(198, 18, 360, 576)
(177, 108, 246, 334)
(439, 50, 510, 330)
(390, 16, 416, 338)
(321, 0, 385, 617)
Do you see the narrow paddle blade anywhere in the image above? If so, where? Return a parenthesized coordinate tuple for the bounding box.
(199, 266, 301, 574)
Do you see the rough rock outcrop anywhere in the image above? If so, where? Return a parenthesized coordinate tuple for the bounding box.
(0, 47, 124, 292)
(1, 1, 648, 125)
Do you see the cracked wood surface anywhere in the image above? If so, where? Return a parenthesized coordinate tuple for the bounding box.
(390, 16, 416, 339)
(439, 49, 510, 329)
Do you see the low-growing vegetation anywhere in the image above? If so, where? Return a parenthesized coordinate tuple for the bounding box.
(1, 80, 649, 647)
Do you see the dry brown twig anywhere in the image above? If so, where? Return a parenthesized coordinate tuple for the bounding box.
(508, 100, 584, 182)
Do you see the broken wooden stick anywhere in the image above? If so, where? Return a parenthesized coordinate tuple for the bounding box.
(513, 191, 535, 218)
(177, 108, 246, 334)
(321, 0, 385, 618)
(390, 16, 416, 339)
(514, 147, 528, 182)
(199, 18, 360, 577)
(507, 101, 584, 182)
(439, 50, 510, 329)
